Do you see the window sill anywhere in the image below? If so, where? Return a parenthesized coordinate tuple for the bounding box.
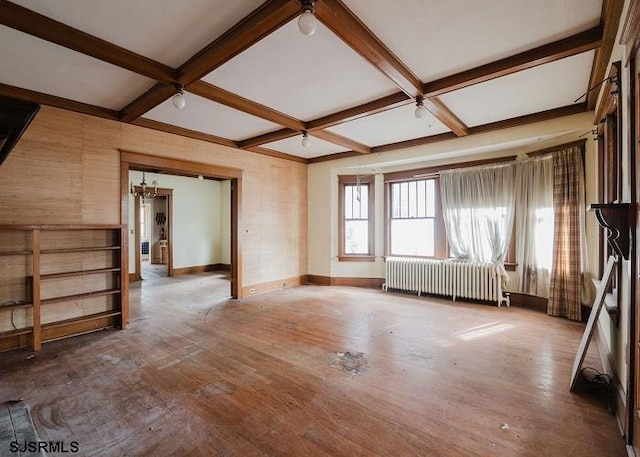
(338, 255, 375, 262)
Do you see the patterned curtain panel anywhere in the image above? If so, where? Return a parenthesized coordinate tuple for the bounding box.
(548, 145, 588, 321)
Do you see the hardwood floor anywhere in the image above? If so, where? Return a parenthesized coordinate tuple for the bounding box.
(0, 273, 627, 456)
(141, 260, 168, 280)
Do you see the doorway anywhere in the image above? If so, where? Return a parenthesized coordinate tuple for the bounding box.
(133, 186, 173, 281)
(120, 151, 243, 307)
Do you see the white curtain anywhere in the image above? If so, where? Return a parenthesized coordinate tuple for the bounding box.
(515, 157, 554, 297)
(440, 163, 516, 265)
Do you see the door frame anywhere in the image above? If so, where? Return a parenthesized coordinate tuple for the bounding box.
(120, 150, 243, 299)
(133, 187, 174, 281)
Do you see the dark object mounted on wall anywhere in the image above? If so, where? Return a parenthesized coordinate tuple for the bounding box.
(155, 212, 166, 225)
(0, 95, 40, 167)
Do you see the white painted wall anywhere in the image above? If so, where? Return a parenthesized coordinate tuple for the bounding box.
(128, 171, 231, 273)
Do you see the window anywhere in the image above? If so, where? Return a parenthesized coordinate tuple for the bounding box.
(389, 179, 436, 256)
(382, 157, 517, 261)
(339, 175, 374, 260)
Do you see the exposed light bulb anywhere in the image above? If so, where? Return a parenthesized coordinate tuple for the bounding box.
(301, 132, 311, 148)
(172, 88, 186, 110)
(414, 103, 428, 119)
(298, 0, 317, 36)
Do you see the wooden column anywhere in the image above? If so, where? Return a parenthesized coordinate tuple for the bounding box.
(31, 228, 40, 351)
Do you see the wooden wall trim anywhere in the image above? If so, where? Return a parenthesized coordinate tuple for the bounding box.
(172, 264, 231, 276)
(588, 0, 626, 109)
(621, 0, 640, 63)
(595, 325, 628, 437)
(526, 139, 587, 157)
(241, 275, 305, 297)
(120, 150, 243, 179)
(120, 162, 130, 328)
(383, 155, 517, 182)
(121, 151, 242, 299)
(305, 275, 384, 289)
(508, 292, 548, 313)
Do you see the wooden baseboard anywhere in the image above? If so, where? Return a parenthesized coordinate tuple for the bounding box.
(594, 325, 627, 437)
(508, 292, 548, 313)
(507, 293, 590, 322)
(305, 275, 384, 289)
(173, 264, 230, 276)
(241, 276, 305, 297)
(129, 272, 141, 282)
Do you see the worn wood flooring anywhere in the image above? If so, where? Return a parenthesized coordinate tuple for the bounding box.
(0, 272, 627, 456)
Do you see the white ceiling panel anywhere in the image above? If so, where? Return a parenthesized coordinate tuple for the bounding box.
(327, 103, 451, 146)
(439, 51, 595, 127)
(11, 0, 264, 68)
(203, 19, 399, 121)
(265, 134, 350, 159)
(0, 26, 155, 110)
(344, 0, 601, 81)
(142, 92, 281, 141)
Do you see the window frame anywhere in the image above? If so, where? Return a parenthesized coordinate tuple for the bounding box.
(338, 175, 375, 261)
(382, 156, 518, 263)
(384, 175, 448, 259)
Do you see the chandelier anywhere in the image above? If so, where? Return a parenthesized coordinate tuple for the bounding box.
(130, 172, 157, 200)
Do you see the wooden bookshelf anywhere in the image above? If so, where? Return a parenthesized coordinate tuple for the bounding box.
(0, 225, 127, 352)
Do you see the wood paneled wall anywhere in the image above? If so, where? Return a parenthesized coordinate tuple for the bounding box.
(0, 106, 307, 289)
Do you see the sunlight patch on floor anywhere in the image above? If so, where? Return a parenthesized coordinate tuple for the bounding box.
(455, 322, 515, 341)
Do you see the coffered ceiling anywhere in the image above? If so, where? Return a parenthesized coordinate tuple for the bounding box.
(0, 0, 623, 163)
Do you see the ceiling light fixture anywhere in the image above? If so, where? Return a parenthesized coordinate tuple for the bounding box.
(298, 0, 317, 36)
(130, 172, 157, 202)
(301, 131, 311, 148)
(414, 96, 428, 119)
(171, 84, 186, 110)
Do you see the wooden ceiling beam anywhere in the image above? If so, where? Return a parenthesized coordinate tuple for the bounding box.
(0, 1, 176, 85)
(314, 0, 423, 98)
(309, 103, 589, 162)
(120, 0, 299, 122)
(423, 26, 603, 98)
(310, 129, 371, 154)
(188, 81, 305, 131)
(588, 0, 625, 110)
(238, 128, 299, 149)
(243, 146, 309, 163)
(306, 27, 601, 135)
(177, 0, 300, 85)
(120, 84, 175, 123)
(239, 126, 372, 154)
(306, 92, 411, 131)
(422, 97, 469, 136)
(131, 118, 238, 149)
(468, 102, 588, 135)
(0, 83, 120, 121)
